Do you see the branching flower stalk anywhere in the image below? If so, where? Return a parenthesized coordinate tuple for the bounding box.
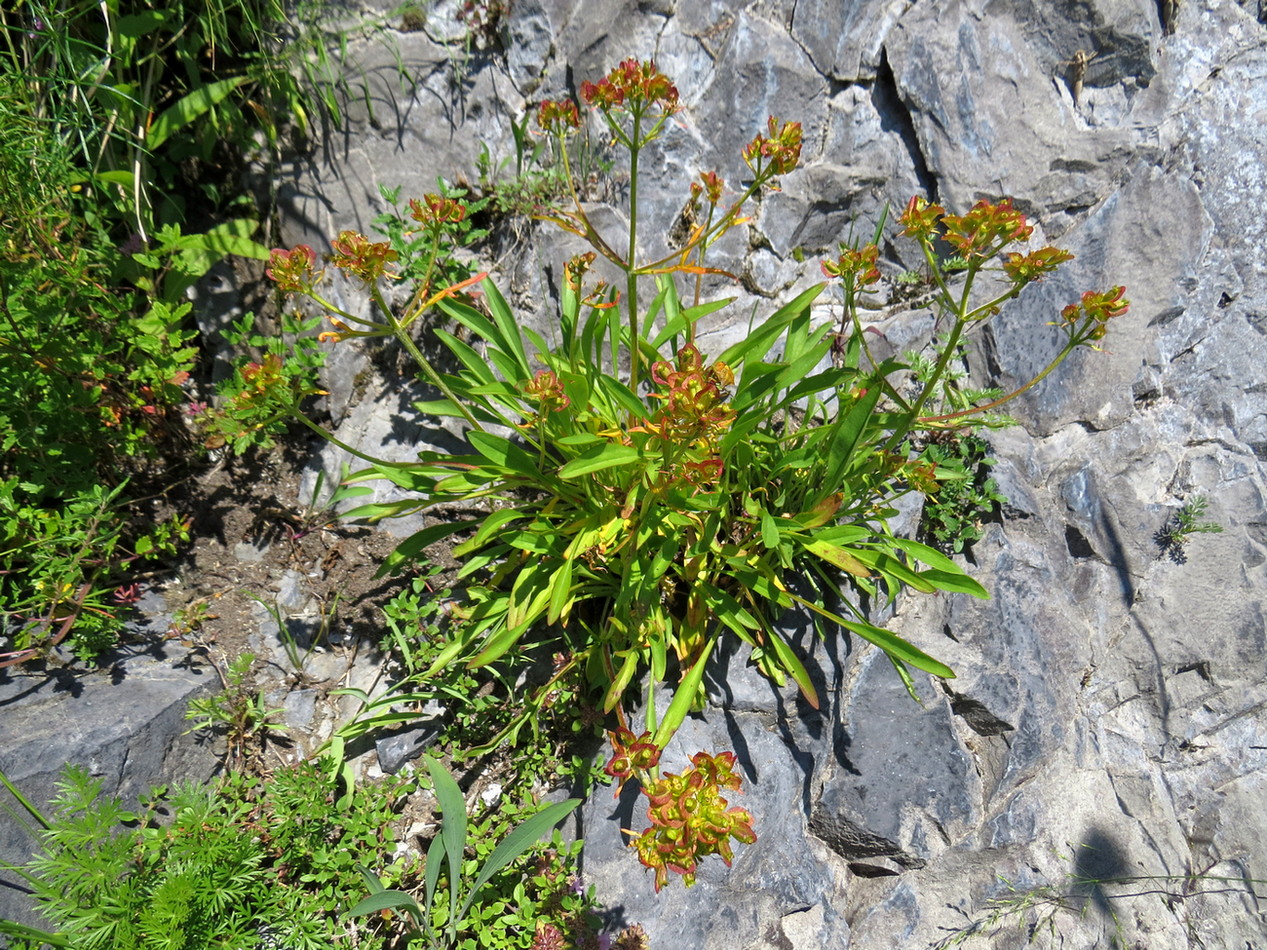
(263, 57, 1133, 896)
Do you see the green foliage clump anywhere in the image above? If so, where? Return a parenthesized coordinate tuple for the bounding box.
(917, 433, 1008, 554)
(1155, 494, 1223, 564)
(1, 763, 407, 950)
(270, 57, 1131, 890)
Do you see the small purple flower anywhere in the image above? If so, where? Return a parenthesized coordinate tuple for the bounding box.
(112, 583, 143, 606)
(119, 232, 146, 256)
(596, 935, 612, 950)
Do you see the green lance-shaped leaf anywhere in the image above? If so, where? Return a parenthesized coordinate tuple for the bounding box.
(376, 520, 476, 577)
(603, 649, 641, 713)
(558, 443, 641, 478)
(466, 430, 542, 480)
(785, 591, 955, 680)
(803, 538, 871, 578)
(457, 799, 582, 923)
(759, 624, 820, 709)
(146, 76, 252, 151)
(890, 537, 990, 598)
(426, 756, 467, 931)
(653, 639, 715, 749)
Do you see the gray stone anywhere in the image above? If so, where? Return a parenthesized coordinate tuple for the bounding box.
(0, 602, 218, 930)
(258, 1, 1267, 946)
(375, 718, 444, 774)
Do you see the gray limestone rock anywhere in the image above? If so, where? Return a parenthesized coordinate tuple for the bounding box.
(0, 599, 219, 931)
(7, 0, 1260, 947)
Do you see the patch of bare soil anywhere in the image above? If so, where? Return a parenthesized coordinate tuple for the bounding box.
(146, 437, 429, 762)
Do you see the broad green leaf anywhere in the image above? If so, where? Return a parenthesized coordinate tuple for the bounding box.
(719, 284, 824, 367)
(890, 538, 990, 598)
(467, 615, 535, 668)
(483, 279, 532, 379)
(424, 831, 444, 933)
(821, 379, 883, 492)
(555, 433, 604, 448)
(87, 169, 137, 188)
(375, 520, 474, 577)
(147, 76, 251, 150)
(558, 444, 640, 478)
(653, 639, 715, 748)
(761, 626, 820, 709)
(467, 430, 540, 478)
(346, 889, 425, 920)
(760, 509, 780, 550)
(887, 653, 922, 703)
(603, 650, 640, 713)
(803, 539, 871, 578)
(425, 756, 466, 929)
(699, 584, 760, 636)
(434, 328, 497, 384)
(458, 800, 582, 923)
(785, 591, 955, 679)
(847, 548, 936, 593)
(914, 568, 990, 599)
(454, 508, 522, 556)
(546, 558, 573, 625)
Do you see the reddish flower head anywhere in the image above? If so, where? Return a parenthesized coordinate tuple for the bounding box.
(821, 242, 881, 287)
(408, 194, 467, 227)
(742, 117, 803, 179)
(265, 244, 318, 294)
(581, 59, 680, 115)
(538, 98, 581, 132)
(1003, 245, 1075, 284)
(1059, 285, 1130, 342)
(330, 230, 398, 283)
(941, 198, 1033, 258)
(899, 195, 945, 242)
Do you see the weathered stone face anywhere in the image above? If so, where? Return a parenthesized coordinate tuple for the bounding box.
(273, 1, 1267, 946)
(6, 1, 1264, 947)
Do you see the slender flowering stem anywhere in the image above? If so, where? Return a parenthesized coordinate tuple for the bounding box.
(368, 285, 484, 431)
(627, 111, 642, 390)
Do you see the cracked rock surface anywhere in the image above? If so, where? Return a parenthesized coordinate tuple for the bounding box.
(279, 1, 1267, 946)
(3, 1, 1264, 947)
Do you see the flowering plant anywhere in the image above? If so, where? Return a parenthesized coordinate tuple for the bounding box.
(268, 59, 1128, 890)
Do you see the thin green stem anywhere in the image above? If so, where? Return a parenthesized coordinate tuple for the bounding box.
(906, 253, 986, 421)
(919, 340, 1077, 424)
(0, 766, 49, 830)
(626, 111, 643, 391)
(290, 411, 418, 469)
(369, 285, 483, 431)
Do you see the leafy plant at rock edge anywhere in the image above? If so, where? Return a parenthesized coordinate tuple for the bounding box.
(184, 651, 286, 769)
(917, 432, 1008, 555)
(269, 58, 1130, 890)
(347, 754, 583, 949)
(195, 311, 328, 454)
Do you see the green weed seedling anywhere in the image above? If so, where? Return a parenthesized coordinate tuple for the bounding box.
(1155, 494, 1223, 564)
(348, 755, 580, 948)
(184, 652, 286, 768)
